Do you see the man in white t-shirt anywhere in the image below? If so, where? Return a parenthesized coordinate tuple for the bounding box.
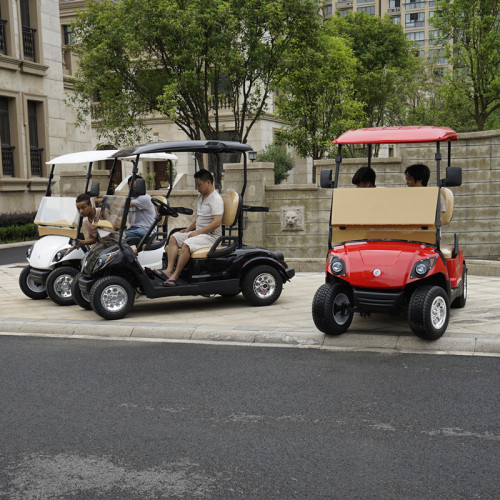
(154, 169, 224, 286)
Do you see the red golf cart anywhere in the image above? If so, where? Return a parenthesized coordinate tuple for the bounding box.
(312, 126, 466, 340)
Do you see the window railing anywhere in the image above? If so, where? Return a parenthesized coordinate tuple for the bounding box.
(22, 26, 36, 61)
(30, 147, 43, 176)
(2, 145, 15, 176)
(405, 1, 426, 9)
(0, 19, 7, 55)
(406, 21, 425, 28)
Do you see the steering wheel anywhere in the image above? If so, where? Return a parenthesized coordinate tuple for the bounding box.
(151, 197, 179, 218)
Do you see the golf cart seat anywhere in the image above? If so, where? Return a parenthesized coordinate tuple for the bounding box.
(191, 191, 242, 259)
(439, 187, 455, 259)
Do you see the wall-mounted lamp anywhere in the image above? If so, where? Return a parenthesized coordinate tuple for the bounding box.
(248, 150, 257, 163)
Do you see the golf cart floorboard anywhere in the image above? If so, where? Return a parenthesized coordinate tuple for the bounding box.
(143, 278, 240, 298)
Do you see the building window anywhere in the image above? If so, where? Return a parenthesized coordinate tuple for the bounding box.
(357, 0, 374, 3)
(339, 9, 351, 16)
(20, 0, 36, 61)
(357, 6, 375, 15)
(406, 12, 425, 29)
(389, 0, 400, 7)
(405, 0, 426, 10)
(392, 16, 401, 24)
(429, 29, 444, 45)
(62, 24, 73, 45)
(28, 101, 43, 176)
(406, 31, 425, 46)
(323, 5, 333, 17)
(0, 97, 14, 177)
(0, 18, 6, 55)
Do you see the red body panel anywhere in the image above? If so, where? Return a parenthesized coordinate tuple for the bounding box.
(327, 240, 449, 289)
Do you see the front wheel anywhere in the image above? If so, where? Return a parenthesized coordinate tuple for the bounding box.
(46, 266, 78, 306)
(312, 283, 353, 335)
(19, 265, 47, 300)
(241, 265, 283, 306)
(71, 272, 92, 310)
(90, 275, 135, 320)
(408, 285, 450, 340)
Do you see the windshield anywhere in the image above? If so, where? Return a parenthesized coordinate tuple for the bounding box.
(95, 195, 127, 238)
(35, 196, 79, 227)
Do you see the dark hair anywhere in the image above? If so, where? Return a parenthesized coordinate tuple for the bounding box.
(76, 193, 92, 205)
(127, 174, 143, 185)
(352, 166, 376, 186)
(194, 169, 213, 184)
(405, 164, 430, 186)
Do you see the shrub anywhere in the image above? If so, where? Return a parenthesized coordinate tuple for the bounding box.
(0, 211, 36, 227)
(256, 144, 295, 184)
(0, 224, 37, 243)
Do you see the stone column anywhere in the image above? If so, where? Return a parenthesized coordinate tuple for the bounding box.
(223, 162, 274, 248)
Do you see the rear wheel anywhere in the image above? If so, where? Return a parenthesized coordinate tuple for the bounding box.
(241, 265, 283, 306)
(90, 275, 135, 320)
(71, 272, 92, 310)
(408, 285, 450, 340)
(312, 283, 353, 335)
(19, 265, 47, 300)
(46, 266, 78, 306)
(451, 266, 467, 309)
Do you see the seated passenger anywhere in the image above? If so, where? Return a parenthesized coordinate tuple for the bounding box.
(125, 175, 156, 239)
(75, 193, 102, 246)
(352, 166, 376, 188)
(154, 169, 224, 286)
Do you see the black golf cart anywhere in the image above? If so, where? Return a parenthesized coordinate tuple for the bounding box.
(77, 140, 295, 320)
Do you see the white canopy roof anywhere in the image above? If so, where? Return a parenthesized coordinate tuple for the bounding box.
(46, 150, 119, 165)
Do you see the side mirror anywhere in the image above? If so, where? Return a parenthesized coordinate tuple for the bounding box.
(87, 182, 100, 197)
(132, 178, 146, 196)
(320, 169, 335, 189)
(441, 166, 462, 187)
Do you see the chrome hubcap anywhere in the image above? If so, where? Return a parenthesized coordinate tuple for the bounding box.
(430, 296, 447, 329)
(54, 274, 73, 299)
(332, 292, 350, 325)
(27, 276, 45, 293)
(253, 273, 276, 299)
(101, 284, 128, 312)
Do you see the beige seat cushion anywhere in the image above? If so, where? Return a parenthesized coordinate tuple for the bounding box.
(440, 187, 454, 225)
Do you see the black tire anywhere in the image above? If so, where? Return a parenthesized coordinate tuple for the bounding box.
(408, 285, 450, 340)
(71, 272, 92, 310)
(46, 266, 78, 306)
(241, 265, 283, 306)
(19, 265, 47, 300)
(451, 266, 467, 309)
(90, 275, 135, 320)
(312, 283, 353, 335)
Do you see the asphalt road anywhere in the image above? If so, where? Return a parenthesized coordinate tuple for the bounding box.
(0, 244, 31, 265)
(0, 336, 498, 499)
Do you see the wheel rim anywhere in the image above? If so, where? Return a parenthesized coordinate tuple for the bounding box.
(253, 272, 276, 299)
(27, 276, 45, 293)
(100, 284, 128, 312)
(332, 292, 351, 325)
(430, 296, 447, 329)
(54, 274, 74, 299)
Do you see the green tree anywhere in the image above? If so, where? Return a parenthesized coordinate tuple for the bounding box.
(326, 12, 421, 128)
(431, 0, 500, 130)
(70, 0, 320, 147)
(274, 29, 364, 160)
(256, 144, 295, 184)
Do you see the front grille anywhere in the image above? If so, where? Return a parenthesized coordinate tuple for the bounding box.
(353, 288, 404, 312)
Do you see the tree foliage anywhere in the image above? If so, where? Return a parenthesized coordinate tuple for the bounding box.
(256, 144, 295, 184)
(326, 12, 421, 128)
(431, 0, 500, 130)
(70, 0, 320, 147)
(274, 29, 364, 160)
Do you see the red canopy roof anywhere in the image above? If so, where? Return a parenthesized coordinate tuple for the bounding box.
(333, 126, 458, 145)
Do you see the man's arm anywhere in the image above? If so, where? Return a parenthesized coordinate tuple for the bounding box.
(188, 215, 223, 237)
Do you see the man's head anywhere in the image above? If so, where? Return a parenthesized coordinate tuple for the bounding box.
(405, 164, 430, 187)
(194, 169, 214, 195)
(127, 174, 143, 189)
(76, 193, 93, 218)
(352, 166, 376, 188)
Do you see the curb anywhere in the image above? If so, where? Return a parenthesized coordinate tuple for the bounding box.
(1, 319, 499, 357)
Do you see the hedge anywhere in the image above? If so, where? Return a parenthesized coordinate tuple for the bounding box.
(0, 212, 37, 243)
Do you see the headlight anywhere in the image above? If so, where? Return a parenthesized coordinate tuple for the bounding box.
(411, 257, 437, 279)
(26, 245, 34, 258)
(53, 250, 66, 262)
(94, 251, 117, 271)
(328, 255, 346, 276)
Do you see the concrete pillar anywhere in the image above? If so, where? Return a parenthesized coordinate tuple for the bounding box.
(223, 161, 274, 248)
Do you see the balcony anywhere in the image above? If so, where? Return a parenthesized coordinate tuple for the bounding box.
(2, 145, 15, 176)
(336, 0, 353, 7)
(406, 21, 425, 29)
(405, 1, 426, 10)
(388, 7, 401, 13)
(22, 26, 36, 61)
(30, 148, 43, 176)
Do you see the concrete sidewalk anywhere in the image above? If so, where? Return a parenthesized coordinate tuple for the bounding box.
(1, 262, 499, 356)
